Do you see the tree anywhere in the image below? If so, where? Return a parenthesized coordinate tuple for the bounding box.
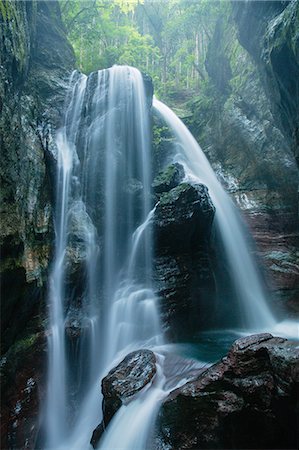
(59, 0, 230, 100)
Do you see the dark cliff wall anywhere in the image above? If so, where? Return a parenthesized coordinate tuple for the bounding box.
(231, 0, 299, 315)
(0, 0, 74, 352)
(185, 4, 298, 317)
(0, 1, 74, 447)
(232, 0, 299, 165)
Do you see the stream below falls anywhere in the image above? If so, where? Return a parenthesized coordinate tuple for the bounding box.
(40, 65, 297, 450)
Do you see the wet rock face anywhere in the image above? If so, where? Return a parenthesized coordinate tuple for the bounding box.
(186, 13, 298, 314)
(152, 162, 185, 195)
(0, 1, 74, 447)
(230, 0, 299, 314)
(156, 333, 299, 450)
(191, 16, 298, 234)
(0, 333, 47, 450)
(154, 182, 215, 255)
(232, 0, 299, 165)
(0, 1, 74, 353)
(102, 350, 156, 424)
(153, 165, 217, 340)
(91, 350, 156, 448)
(254, 232, 299, 318)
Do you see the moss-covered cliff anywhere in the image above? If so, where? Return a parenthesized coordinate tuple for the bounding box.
(0, 1, 74, 447)
(233, 0, 299, 165)
(180, 5, 298, 316)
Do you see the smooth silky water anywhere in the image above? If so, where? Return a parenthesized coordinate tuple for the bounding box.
(42, 67, 297, 450)
(43, 66, 168, 450)
(153, 97, 298, 340)
(44, 72, 87, 448)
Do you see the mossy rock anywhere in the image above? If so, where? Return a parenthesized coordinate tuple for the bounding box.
(0, 331, 46, 395)
(152, 162, 185, 194)
(154, 182, 215, 254)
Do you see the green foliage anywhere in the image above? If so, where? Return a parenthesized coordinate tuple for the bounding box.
(152, 163, 179, 189)
(159, 182, 189, 205)
(153, 123, 171, 147)
(0, 1, 30, 76)
(59, 0, 231, 99)
(0, 0, 16, 21)
(184, 80, 222, 140)
(59, 0, 159, 75)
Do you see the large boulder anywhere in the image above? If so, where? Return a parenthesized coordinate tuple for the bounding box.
(154, 182, 215, 254)
(102, 350, 157, 424)
(91, 350, 156, 448)
(156, 333, 299, 449)
(152, 162, 185, 195)
(153, 172, 217, 340)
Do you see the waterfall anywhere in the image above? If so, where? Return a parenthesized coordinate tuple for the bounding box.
(43, 66, 163, 450)
(100, 67, 162, 369)
(98, 354, 167, 450)
(153, 98, 275, 331)
(44, 72, 87, 448)
(43, 65, 286, 450)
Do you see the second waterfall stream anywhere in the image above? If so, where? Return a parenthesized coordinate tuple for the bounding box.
(42, 65, 277, 449)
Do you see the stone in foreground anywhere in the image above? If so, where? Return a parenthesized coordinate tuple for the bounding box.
(91, 349, 156, 448)
(156, 333, 299, 449)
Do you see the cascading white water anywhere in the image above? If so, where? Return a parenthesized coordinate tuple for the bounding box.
(153, 98, 275, 331)
(101, 67, 162, 370)
(43, 65, 294, 450)
(98, 354, 167, 450)
(43, 66, 164, 450)
(44, 72, 87, 449)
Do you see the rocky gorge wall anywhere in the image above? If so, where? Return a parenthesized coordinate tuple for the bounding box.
(1, 1, 298, 448)
(0, 1, 74, 447)
(233, 0, 299, 165)
(94, 333, 298, 450)
(231, 0, 299, 316)
(182, 1, 299, 318)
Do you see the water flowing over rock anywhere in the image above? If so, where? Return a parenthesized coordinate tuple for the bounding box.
(152, 166, 217, 339)
(91, 350, 156, 447)
(102, 350, 157, 422)
(0, 2, 74, 448)
(2, 2, 298, 448)
(153, 98, 275, 331)
(185, 9, 298, 314)
(156, 333, 299, 450)
(92, 348, 208, 450)
(40, 65, 163, 450)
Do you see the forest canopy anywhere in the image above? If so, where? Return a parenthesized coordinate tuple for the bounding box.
(59, 0, 230, 98)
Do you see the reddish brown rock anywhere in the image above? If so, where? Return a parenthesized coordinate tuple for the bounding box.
(250, 228, 299, 317)
(156, 333, 299, 450)
(0, 332, 47, 449)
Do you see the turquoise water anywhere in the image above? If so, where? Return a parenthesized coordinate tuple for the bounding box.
(177, 330, 246, 363)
